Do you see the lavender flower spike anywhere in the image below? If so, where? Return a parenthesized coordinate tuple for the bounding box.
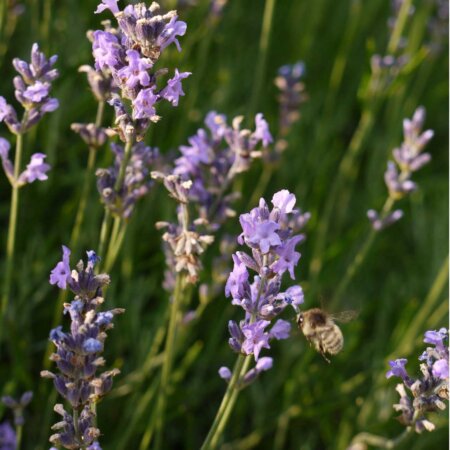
(386, 328, 449, 433)
(42, 248, 124, 449)
(368, 106, 434, 231)
(222, 189, 308, 384)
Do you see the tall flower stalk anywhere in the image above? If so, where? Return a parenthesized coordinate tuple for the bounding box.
(332, 106, 433, 307)
(201, 189, 309, 449)
(42, 247, 124, 449)
(0, 43, 58, 323)
(90, 0, 190, 268)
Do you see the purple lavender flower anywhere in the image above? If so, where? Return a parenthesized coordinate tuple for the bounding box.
(132, 88, 158, 120)
(241, 320, 271, 361)
(220, 190, 307, 384)
(96, 142, 159, 219)
(386, 358, 409, 381)
(161, 69, 191, 106)
(0, 422, 16, 450)
(274, 61, 307, 153)
(386, 328, 448, 433)
(2, 391, 33, 427)
(18, 153, 50, 183)
(368, 107, 433, 231)
(91, 1, 189, 141)
(116, 49, 152, 90)
(42, 248, 124, 449)
(49, 245, 71, 289)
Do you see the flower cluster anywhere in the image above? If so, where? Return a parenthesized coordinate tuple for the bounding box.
(153, 172, 215, 284)
(1, 391, 33, 428)
(96, 142, 159, 219)
(42, 247, 124, 449)
(0, 137, 50, 187)
(0, 43, 58, 187)
(274, 61, 307, 152)
(367, 106, 433, 231)
(0, 43, 59, 135)
(92, 0, 190, 142)
(219, 190, 309, 384)
(0, 422, 16, 450)
(173, 111, 273, 228)
(386, 328, 448, 433)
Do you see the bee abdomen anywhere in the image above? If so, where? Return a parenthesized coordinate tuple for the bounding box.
(320, 327, 343, 355)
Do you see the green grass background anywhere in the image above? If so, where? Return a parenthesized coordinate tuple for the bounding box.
(0, 0, 448, 449)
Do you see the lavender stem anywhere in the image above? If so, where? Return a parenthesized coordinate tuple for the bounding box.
(2, 131, 24, 318)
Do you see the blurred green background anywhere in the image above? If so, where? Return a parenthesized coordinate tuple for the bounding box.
(0, 0, 448, 449)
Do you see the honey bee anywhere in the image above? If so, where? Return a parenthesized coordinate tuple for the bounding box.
(297, 308, 358, 363)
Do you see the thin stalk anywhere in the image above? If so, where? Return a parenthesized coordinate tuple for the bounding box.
(16, 424, 23, 450)
(2, 133, 24, 318)
(200, 354, 252, 450)
(152, 273, 185, 449)
(332, 196, 395, 307)
(350, 421, 414, 449)
(98, 137, 133, 265)
(104, 217, 128, 273)
(247, 0, 276, 119)
(69, 100, 105, 249)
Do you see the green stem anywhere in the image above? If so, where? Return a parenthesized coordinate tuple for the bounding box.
(2, 133, 24, 318)
(332, 196, 395, 307)
(387, 0, 413, 55)
(16, 424, 23, 450)
(350, 426, 413, 449)
(104, 217, 128, 273)
(248, 0, 276, 119)
(153, 273, 185, 449)
(69, 100, 105, 250)
(200, 354, 252, 450)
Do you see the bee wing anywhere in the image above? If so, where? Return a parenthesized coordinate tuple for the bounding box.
(329, 310, 358, 323)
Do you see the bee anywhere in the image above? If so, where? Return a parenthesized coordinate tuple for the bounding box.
(297, 308, 358, 363)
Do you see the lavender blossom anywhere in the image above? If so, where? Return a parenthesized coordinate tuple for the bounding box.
(96, 142, 159, 219)
(43, 248, 124, 449)
(0, 138, 51, 187)
(0, 422, 16, 450)
(1, 391, 33, 427)
(386, 328, 448, 433)
(221, 189, 308, 385)
(173, 111, 273, 228)
(0, 43, 59, 134)
(368, 106, 433, 231)
(90, 1, 190, 141)
(274, 61, 307, 153)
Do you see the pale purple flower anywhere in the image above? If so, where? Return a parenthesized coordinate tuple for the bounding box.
(247, 220, 281, 254)
(225, 254, 249, 300)
(218, 366, 232, 381)
(49, 245, 71, 289)
(161, 69, 191, 106)
(94, 0, 120, 14)
(424, 328, 447, 347)
(432, 359, 449, 380)
(272, 235, 302, 279)
(241, 320, 271, 361)
(132, 87, 158, 120)
(23, 81, 50, 102)
(0, 137, 10, 160)
(116, 50, 152, 89)
(92, 31, 122, 71)
(270, 319, 291, 340)
(19, 153, 50, 183)
(386, 358, 409, 380)
(253, 113, 273, 147)
(255, 356, 273, 371)
(0, 421, 16, 450)
(272, 189, 296, 214)
(284, 285, 304, 306)
(0, 96, 10, 121)
(156, 15, 187, 52)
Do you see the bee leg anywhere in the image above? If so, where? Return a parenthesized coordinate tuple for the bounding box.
(319, 344, 331, 364)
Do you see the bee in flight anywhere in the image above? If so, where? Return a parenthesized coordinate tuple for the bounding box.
(297, 308, 358, 363)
